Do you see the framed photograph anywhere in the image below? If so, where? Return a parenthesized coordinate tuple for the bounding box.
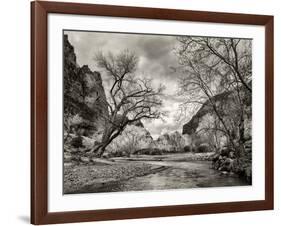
(31, 1, 274, 224)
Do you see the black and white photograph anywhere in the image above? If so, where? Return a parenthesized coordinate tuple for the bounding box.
(63, 30, 252, 194)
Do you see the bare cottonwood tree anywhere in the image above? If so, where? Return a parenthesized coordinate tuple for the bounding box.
(175, 37, 252, 150)
(92, 50, 164, 156)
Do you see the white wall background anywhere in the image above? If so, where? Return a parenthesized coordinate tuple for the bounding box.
(0, 0, 279, 225)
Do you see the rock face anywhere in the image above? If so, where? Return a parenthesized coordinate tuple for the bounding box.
(182, 91, 233, 135)
(182, 89, 251, 146)
(63, 35, 108, 146)
(105, 123, 193, 156)
(153, 131, 190, 153)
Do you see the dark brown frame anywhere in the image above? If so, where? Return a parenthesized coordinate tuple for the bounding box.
(31, 1, 274, 224)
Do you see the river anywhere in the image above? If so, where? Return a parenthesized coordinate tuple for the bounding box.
(89, 158, 250, 193)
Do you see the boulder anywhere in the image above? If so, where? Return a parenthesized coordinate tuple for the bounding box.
(229, 151, 235, 159)
(64, 162, 74, 167)
(64, 153, 72, 162)
(220, 146, 231, 157)
(102, 152, 110, 158)
(220, 171, 229, 175)
(80, 156, 90, 163)
(71, 155, 80, 162)
(70, 136, 84, 148)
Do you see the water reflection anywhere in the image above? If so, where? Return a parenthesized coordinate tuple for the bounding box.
(86, 160, 250, 193)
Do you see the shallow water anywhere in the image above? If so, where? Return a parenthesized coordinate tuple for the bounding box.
(89, 160, 250, 193)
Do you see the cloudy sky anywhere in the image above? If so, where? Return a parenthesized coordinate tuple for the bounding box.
(65, 30, 187, 139)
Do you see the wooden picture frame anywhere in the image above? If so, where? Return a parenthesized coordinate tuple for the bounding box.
(31, 1, 274, 224)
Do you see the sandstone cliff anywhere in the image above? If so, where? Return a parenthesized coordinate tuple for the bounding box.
(63, 35, 108, 143)
(182, 89, 251, 144)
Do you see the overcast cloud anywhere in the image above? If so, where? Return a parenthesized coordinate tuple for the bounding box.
(65, 30, 185, 139)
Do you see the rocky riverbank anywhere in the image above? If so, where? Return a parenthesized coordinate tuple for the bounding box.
(111, 152, 215, 162)
(212, 140, 252, 183)
(64, 162, 167, 194)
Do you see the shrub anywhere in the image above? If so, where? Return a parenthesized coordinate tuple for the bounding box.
(183, 145, 191, 152)
(196, 143, 209, 153)
(220, 146, 234, 157)
(70, 136, 84, 148)
(150, 148, 163, 155)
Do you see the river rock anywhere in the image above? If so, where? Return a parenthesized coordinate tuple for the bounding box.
(229, 151, 235, 159)
(80, 156, 90, 163)
(70, 136, 84, 148)
(64, 153, 72, 162)
(220, 171, 229, 175)
(220, 147, 230, 157)
(64, 162, 74, 167)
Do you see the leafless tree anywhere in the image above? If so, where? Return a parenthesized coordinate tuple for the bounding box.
(91, 50, 164, 157)
(176, 37, 251, 91)
(121, 129, 138, 157)
(175, 37, 252, 150)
